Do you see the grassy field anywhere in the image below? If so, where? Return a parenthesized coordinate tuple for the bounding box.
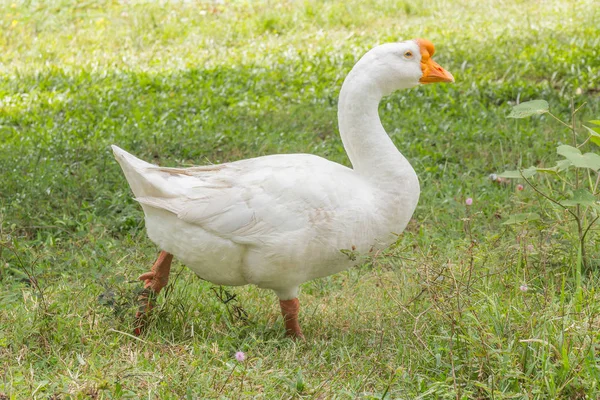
(1, 0, 600, 398)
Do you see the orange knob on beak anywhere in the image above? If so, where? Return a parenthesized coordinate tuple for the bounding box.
(416, 38, 454, 84)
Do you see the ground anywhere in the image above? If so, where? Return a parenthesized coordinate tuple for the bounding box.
(1, 0, 600, 398)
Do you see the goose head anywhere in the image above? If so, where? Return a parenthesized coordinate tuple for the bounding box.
(352, 38, 454, 95)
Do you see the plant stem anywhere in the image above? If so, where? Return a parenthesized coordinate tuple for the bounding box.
(570, 99, 588, 269)
(547, 112, 571, 129)
(582, 216, 600, 244)
(571, 98, 579, 151)
(520, 175, 576, 218)
(218, 364, 238, 394)
(521, 172, 588, 268)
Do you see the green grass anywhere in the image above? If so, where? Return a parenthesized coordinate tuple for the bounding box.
(1, 0, 600, 398)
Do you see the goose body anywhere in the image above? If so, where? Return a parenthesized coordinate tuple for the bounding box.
(112, 38, 453, 337)
(112, 149, 417, 299)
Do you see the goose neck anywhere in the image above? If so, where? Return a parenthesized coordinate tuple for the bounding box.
(337, 70, 411, 182)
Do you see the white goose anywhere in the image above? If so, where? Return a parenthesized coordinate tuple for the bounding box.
(112, 39, 453, 338)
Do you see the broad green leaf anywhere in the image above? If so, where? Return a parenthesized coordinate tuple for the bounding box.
(498, 167, 537, 179)
(583, 125, 600, 147)
(523, 166, 538, 177)
(584, 126, 600, 136)
(557, 145, 600, 170)
(498, 170, 522, 178)
(557, 144, 581, 157)
(588, 120, 600, 126)
(555, 159, 572, 172)
(537, 159, 572, 173)
(507, 100, 549, 118)
(561, 189, 597, 207)
(534, 168, 558, 174)
(502, 213, 541, 225)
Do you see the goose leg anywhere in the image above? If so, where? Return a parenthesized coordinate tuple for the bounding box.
(134, 251, 173, 335)
(279, 298, 304, 339)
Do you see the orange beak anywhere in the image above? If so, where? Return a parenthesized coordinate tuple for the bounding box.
(416, 38, 454, 84)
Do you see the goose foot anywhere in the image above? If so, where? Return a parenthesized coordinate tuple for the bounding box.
(279, 298, 305, 340)
(134, 251, 173, 335)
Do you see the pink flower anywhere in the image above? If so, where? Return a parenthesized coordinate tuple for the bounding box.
(465, 198, 473, 206)
(235, 351, 246, 362)
(519, 284, 528, 292)
(516, 184, 524, 191)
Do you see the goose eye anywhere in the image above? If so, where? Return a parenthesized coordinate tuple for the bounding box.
(404, 51, 413, 59)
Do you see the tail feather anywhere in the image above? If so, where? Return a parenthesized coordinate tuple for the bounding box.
(111, 145, 180, 199)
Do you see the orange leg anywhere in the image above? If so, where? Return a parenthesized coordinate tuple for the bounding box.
(279, 298, 305, 339)
(134, 251, 173, 335)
